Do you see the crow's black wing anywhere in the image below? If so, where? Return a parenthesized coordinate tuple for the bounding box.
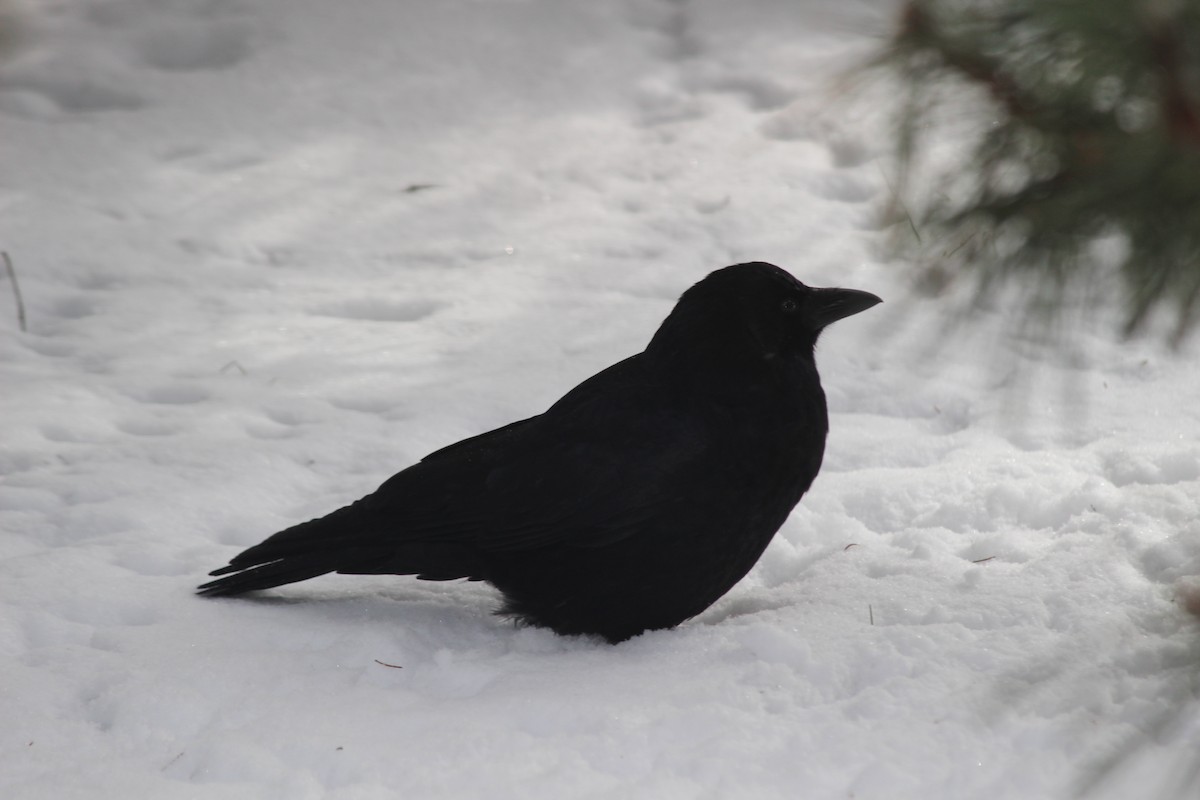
(362, 352, 708, 552)
(202, 351, 709, 592)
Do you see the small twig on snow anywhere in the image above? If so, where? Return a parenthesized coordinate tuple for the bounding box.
(876, 162, 921, 243)
(374, 659, 404, 669)
(3, 252, 27, 332)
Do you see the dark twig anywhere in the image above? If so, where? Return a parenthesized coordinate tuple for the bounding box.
(374, 659, 404, 669)
(3, 252, 27, 332)
(877, 162, 921, 243)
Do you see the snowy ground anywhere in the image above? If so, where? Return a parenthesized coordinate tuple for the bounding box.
(2, 0, 1199, 798)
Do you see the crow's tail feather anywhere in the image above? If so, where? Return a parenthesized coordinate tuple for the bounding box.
(197, 505, 374, 597)
(197, 553, 339, 597)
(198, 502, 483, 596)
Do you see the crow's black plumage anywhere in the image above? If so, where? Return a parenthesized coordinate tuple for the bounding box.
(198, 262, 881, 642)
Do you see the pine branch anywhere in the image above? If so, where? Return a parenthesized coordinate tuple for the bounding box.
(874, 0, 1200, 344)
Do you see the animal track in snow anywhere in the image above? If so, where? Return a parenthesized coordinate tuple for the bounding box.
(243, 422, 298, 441)
(1101, 448, 1200, 487)
(134, 384, 212, 405)
(759, 108, 818, 143)
(22, 337, 77, 358)
(72, 271, 126, 291)
(684, 72, 793, 112)
(261, 403, 327, 427)
(809, 172, 875, 204)
(84, 0, 258, 74)
(165, 145, 266, 174)
(827, 135, 875, 169)
(40, 423, 111, 444)
(310, 298, 443, 323)
(328, 395, 400, 415)
(632, 79, 707, 127)
(136, 21, 253, 73)
(692, 193, 730, 214)
(761, 106, 878, 170)
(50, 296, 96, 320)
(0, 0, 259, 122)
(0, 73, 146, 116)
(628, 0, 702, 62)
(114, 418, 184, 437)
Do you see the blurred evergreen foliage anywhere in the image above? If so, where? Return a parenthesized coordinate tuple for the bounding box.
(879, 0, 1200, 344)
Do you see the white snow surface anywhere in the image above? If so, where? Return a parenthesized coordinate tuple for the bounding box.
(2, 1, 1199, 798)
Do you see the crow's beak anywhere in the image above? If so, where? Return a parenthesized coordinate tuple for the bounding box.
(807, 287, 882, 329)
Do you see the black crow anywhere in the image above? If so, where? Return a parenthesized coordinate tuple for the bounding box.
(198, 262, 881, 642)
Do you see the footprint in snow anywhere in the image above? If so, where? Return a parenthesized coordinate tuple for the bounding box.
(310, 298, 444, 324)
(684, 72, 795, 112)
(136, 20, 254, 73)
(114, 418, 185, 437)
(0, 73, 146, 118)
(50, 296, 97, 321)
(761, 107, 878, 169)
(40, 423, 112, 444)
(1101, 449, 1200, 487)
(261, 403, 327, 427)
(243, 422, 299, 441)
(808, 172, 876, 204)
(84, 0, 258, 73)
(626, 0, 703, 62)
(22, 338, 77, 358)
(328, 395, 401, 415)
(135, 384, 212, 405)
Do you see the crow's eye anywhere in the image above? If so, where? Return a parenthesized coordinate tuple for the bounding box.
(780, 298, 799, 314)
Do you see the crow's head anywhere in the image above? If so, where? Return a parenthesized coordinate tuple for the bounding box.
(648, 262, 881, 365)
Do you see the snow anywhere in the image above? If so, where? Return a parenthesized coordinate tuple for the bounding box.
(2, 0, 1198, 798)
